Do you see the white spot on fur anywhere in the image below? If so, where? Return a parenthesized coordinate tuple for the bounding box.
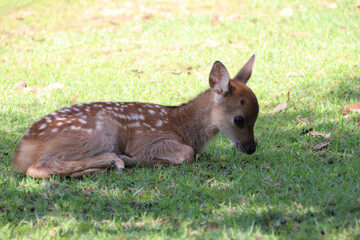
(57, 122, 63, 126)
(155, 120, 163, 127)
(44, 117, 52, 123)
(85, 108, 91, 112)
(151, 128, 156, 132)
(115, 102, 120, 106)
(70, 125, 81, 131)
(96, 121, 103, 130)
(114, 107, 119, 111)
(161, 109, 167, 115)
(84, 129, 93, 134)
(58, 109, 66, 113)
(76, 103, 83, 107)
(50, 112, 58, 116)
(129, 113, 140, 120)
(143, 123, 151, 128)
(56, 117, 66, 121)
(73, 108, 80, 112)
(138, 108, 142, 112)
(39, 123, 47, 130)
(51, 128, 58, 133)
(136, 130, 143, 134)
(139, 114, 145, 120)
(79, 119, 87, 124)
(106, 107, 113, 110)
(148, 109, 155, 115)
(155, 105, 160, 108)
(128, 121, 141, 128)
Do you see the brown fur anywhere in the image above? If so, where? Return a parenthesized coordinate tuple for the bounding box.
(12, 55, 259, 178)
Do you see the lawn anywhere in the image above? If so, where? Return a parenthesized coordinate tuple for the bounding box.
(0, 0, 359, 239)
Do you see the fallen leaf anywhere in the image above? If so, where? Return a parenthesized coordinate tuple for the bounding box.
(14, 81, 27, 91)
(357, 6, 360, 14)
(328, 3, 338, 8)
(280, 8, 293, 17)
(291, 201, 302, 209)
(286, 88, 291, 102)
(310, 131, 331, 139)
(314, 142, 330, 150)
(23, 86, 39, 93)
(344, 102, 360, 112)
(131, 25, 143, 33)
(212, 15, 219, 25)
(142, 13, 153, 20)
(286, 72, 298, 77)
(204, 39, 219, 47)
(226, 14, 242, 21)
(297, 116, 309, 125)
(340, 109, 349, 114)
(272, 103, 287, 113)
(45, 83, 65, 90)
(131, 68, 143, 73)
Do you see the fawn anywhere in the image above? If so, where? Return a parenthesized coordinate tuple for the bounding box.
(12, 55, 259, 178)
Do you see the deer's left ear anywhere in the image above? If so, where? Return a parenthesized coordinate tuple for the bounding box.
(233, 54, 255, 84)
(209, 61, 230, 98)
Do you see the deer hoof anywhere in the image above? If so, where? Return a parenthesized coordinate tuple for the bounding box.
(116, 165, 125, 171)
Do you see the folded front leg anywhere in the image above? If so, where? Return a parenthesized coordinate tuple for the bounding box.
(122, 139, 194, 167)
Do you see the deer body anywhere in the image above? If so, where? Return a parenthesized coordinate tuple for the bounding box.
(13, 55, 259, 178)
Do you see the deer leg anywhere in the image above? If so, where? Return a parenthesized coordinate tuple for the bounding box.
(27, 152, 125, 178)
(122, 140, 194, 167)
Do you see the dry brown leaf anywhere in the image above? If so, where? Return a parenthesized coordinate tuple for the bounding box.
(272, 103, 287, 113)
(226, 14, 242, 21)
(286, 88, 291, 102)
(314, 142, 330, 150)
(131, 68, 143, 73)
(211, 15, 219, 25)
(297, 116, 309, 125)
(45, 83, 65, 90)
(14, 81, 27, 91)
(344, 102, 360, 112)
(357, 6, 360, 14)
(310, 131, 331, 139)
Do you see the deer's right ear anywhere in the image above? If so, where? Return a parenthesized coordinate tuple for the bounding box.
(209, 61, 230, 100)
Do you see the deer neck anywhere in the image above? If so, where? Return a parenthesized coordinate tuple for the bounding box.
(173, 89, 219, 153)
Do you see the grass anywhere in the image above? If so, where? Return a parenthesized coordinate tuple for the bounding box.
(1, 0, 360, 239)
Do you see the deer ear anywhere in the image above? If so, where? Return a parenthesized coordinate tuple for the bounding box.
(209, 61, 230, 98)
(233, 54, 255, 84)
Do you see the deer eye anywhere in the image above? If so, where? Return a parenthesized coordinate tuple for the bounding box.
(234, 116, 245, 128)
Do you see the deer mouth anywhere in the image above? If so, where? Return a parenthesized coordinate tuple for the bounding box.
(236, 142, 246, 153)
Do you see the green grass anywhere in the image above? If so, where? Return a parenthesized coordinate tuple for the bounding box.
(1, 0, 360, 239)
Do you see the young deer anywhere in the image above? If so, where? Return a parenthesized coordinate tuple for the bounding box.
(13, 55, 259, 178)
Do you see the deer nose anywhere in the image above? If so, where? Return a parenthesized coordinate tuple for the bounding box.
(243, 142, 256, 155)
